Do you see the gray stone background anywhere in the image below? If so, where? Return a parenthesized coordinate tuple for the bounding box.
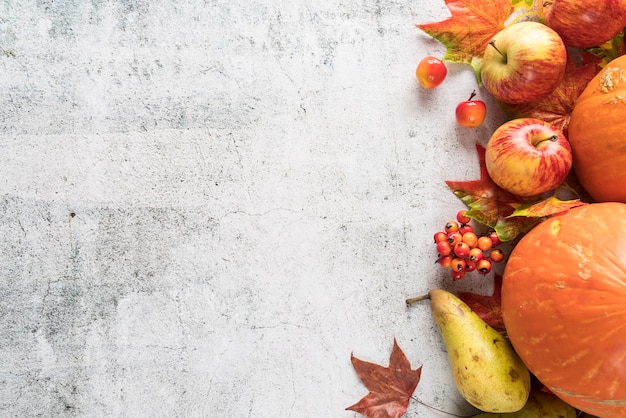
(0, 1, 508, 417)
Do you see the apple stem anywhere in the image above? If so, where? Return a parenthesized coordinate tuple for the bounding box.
(406, 294, 430, 305)
(489, 40, 506, 60)
(468, 90, 477, 101)
(543, 1, 553, 6)
(535, 134, 559, 147)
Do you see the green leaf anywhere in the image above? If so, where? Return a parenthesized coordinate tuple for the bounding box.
(509, 196, 587, 218)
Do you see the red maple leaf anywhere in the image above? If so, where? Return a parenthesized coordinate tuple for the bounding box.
(347, 339, 422, 418)
(500, 55, 601, 134)
(416, 0, 514, 63)
(457, 274, 506, 336)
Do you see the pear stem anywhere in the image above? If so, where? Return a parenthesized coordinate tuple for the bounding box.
(489, 40, 506, 59)
(405, 294, 430, 305)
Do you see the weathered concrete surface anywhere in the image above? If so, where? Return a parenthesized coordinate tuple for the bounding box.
(0, 1, 507, 416)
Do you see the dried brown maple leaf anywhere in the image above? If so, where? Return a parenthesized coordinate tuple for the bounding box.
(458, 274, 506, 336)
(416, 0, 514, 64)
(347, 339, 422, 418)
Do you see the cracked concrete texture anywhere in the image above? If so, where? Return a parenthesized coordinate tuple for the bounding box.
(0, 1, 507, 417)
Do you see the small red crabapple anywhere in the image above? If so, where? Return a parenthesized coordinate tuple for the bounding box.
(416, 56, 447, 89)
(455, 90, 486, 128)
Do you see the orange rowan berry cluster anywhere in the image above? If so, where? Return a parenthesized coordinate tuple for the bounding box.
(434, 210, 505, 280)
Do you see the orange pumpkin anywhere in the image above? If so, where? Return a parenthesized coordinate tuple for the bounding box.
(568, 54, 626, 202)
(501, 202, 626, 417)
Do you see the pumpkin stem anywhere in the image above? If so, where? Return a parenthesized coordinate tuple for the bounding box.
(406, 294, 430, 305)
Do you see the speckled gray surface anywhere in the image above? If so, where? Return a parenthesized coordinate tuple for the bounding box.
(0, 1, 509, 417)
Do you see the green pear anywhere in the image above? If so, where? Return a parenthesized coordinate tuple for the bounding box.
(472, 388, 577, 417)
(428, 289, 530, 413)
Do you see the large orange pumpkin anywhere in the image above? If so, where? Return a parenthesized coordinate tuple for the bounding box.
(568, 54, 626, 202)
(501, 203, 626, 417)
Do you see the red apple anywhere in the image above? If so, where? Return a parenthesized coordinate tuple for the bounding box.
(481, 22, 567, 104)
(544, 0, 626, 48)
(485, 118, 572, 197)
(455, 91, 486, 127)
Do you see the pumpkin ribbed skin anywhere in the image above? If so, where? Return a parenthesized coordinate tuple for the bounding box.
(502, 203, 626, 417)
(568, 55, 626, 202)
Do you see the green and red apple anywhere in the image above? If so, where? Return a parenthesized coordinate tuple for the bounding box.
(485, 118, 572, 197)
(544, 0, 626, 48)
(481, 21, 567, 104)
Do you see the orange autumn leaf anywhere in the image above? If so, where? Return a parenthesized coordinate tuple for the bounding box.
(347, 339, 422, 418)
(416, 0, 514, 64)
